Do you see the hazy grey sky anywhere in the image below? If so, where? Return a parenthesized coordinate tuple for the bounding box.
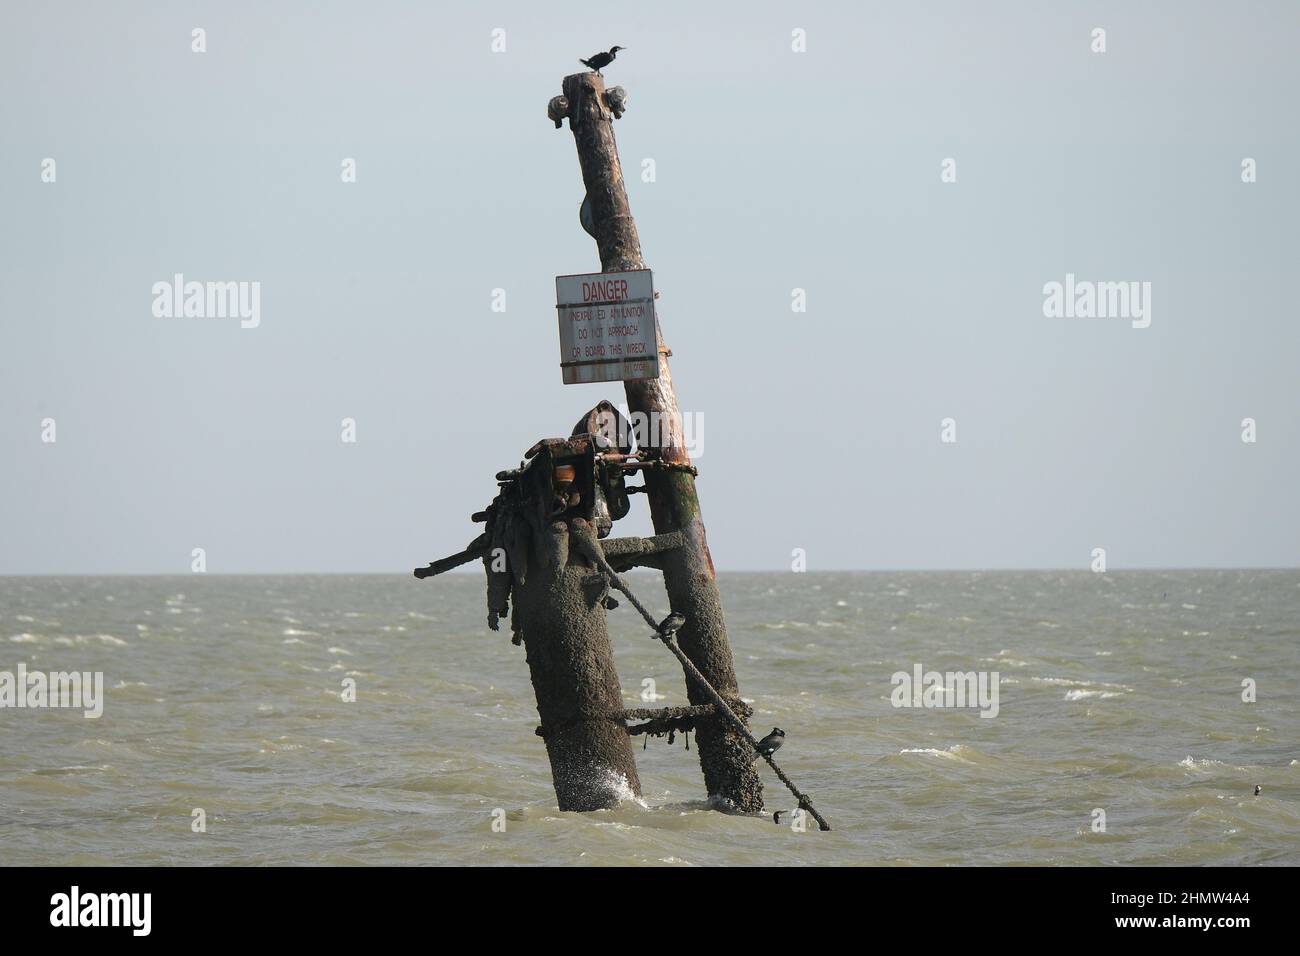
(2, 1, 1297, 573)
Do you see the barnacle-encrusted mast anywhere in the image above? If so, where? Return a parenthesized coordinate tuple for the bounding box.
(416, 72, 834, 822)
(549, 71, 764, 812)
(415, 402, 703, 811)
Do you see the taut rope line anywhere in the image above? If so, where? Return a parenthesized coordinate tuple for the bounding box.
(579, 540, 832, 832)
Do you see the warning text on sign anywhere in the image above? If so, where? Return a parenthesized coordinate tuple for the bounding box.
(555, 269, 660, 385)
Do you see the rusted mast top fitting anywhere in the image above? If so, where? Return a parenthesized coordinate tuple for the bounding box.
(550, 72, 764, 813)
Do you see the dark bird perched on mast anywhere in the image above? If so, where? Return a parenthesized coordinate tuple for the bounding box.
(755, 727, 785, 759)
(579, 46, 626, 76)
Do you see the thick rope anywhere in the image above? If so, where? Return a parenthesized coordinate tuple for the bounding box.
(580, 540, 832, 831)
(539, 703, 753, 739)
(618, 702, 751, 721)
(622, 703, 711, 721)
(656, 631, 832, 831)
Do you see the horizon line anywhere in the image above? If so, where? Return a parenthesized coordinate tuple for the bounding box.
(2, 565, 1298, 579)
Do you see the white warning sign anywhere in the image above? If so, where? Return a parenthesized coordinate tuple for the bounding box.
(555, 269, 659, 385)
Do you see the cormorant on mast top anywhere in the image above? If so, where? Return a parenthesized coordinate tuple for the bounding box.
(579, 46, 626, 76)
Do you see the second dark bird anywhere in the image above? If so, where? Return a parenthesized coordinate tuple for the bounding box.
(755, 727, 785, 759)
(579, 46, 626, 76)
